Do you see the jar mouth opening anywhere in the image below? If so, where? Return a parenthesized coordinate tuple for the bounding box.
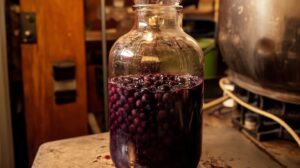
(133, 4, 183, 10)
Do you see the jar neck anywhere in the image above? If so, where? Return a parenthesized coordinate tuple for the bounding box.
(133, 5, 183, 31)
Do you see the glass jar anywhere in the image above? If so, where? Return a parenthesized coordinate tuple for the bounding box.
(108, 0, 203, 167)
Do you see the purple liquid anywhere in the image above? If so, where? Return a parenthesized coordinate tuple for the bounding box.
(108, 74, 203, 168)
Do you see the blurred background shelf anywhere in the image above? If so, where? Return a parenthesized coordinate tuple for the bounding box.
(85, 10, 215, 42)
(86, 29, 123, 42)
(183, 10, 215, 21)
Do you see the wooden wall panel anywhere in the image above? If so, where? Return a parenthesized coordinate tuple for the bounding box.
(20, 0, 88, 164)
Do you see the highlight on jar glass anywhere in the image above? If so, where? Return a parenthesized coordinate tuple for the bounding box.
(108, 0, 204, 167)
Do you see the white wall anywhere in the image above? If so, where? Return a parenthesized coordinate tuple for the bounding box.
(0, 0, 15, 167)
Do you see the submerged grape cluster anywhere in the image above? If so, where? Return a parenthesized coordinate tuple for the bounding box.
(109, 74, 203, 168)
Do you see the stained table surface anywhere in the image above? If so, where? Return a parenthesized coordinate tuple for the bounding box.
(33, 112, 296, 168)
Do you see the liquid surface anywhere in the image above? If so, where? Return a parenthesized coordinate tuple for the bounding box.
(108, 74, 203, 168)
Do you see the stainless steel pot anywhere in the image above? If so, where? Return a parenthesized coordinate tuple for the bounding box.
(218, 0, 300, 104)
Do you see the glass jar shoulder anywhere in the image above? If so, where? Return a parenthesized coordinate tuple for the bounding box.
(109, 30, 203, 77)
(110, 29, 203, 59)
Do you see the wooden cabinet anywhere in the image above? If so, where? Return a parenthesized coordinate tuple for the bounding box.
(20, 0, 88, 164)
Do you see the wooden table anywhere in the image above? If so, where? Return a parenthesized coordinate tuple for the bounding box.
(32, 112, 295, 168)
